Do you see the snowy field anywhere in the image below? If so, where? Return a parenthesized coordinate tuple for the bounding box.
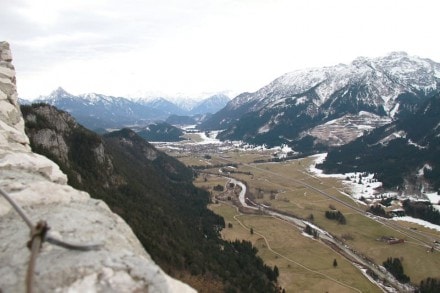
(309, 153, 440, 232)
(189, 130, 295, 156)
(392, 216, 440, 232)
(426, 192, 440, 212)
(196, 131, 223, 144)
(309, 153, 384, 200)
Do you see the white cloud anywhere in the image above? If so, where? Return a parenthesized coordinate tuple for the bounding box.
(2, 0, 439, 99)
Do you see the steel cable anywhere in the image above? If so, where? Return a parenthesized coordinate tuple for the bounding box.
(0, 187, 102, 292)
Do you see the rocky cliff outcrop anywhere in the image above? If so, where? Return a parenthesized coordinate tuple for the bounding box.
(0, 41, 195, 292)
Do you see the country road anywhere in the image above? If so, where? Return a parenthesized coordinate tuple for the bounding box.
(221, 160, 424, 292)
(222, 156, 439, 251)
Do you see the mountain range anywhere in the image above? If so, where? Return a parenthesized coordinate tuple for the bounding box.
(20, 52, 440, 191)
(20, 88, 230, 131)
(201, 52, 440, 151)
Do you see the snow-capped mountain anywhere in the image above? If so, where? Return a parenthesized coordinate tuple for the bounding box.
(173, 97, 200, 112)
(190, 93, 230, 115)
(28, 88, 231, 131)
(201, 52, 440, 148)
(137, 94, 230, 116)
(33, 87, 167, 130)
(139, 97, 189, 116)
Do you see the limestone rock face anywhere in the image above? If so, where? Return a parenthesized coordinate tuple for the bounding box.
(22, 105, 76, 166)
(0, 41, 30, 153)
(0, 41, 195, 293)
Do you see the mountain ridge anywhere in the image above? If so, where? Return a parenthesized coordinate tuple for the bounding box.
(21, 88, 230, 131)
(200, 52, 440, 149)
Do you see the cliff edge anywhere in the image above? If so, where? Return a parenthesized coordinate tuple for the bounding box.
(0, 41, 195, 292)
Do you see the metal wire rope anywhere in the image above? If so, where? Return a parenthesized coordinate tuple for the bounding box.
(0, 187, 102, 293)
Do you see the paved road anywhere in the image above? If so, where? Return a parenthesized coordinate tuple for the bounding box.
(222, 156, 439, 251)
(218, 158, 433, 292)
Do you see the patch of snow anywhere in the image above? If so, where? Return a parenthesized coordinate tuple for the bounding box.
(392, 216, 440, 232)
(268, 97, 288, 108)
(295, 96, 307, 105)
(309, 153, 383, 199)
(258, 123, 271, 134)
(281, 144, 293, 154)
(323, 118, 338, 126)
(389, 103, 400, 118)
(418, 164, 432, 176)
(194, 131, 222, 145)
(381, 95, 393, 106)
(378, 130, 406, 145)
(408, 139, 426, 149)
(302, 220, 332, 238)
(301, 232, 315, 239)
(357, 264, 401, 293)
(425, 192, 440, 205)
(358, 111, 373, 117)
(310, 153, 327, 165)
(356, 124, 375, 131)
(181, 125, 197, 130)
(342, 173, 382, 199)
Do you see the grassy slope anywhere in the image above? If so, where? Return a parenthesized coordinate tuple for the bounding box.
(188, 151, 440, 289)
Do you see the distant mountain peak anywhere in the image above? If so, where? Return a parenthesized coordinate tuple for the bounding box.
(190, 93, 230, 115)
(49, 87, 72, 99)
(79, 92, 103, 101)
(386, 51, 409, 58)
(34, 88, 230, 131)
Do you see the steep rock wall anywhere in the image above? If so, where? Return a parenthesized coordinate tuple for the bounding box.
(0, 41, 195, 293)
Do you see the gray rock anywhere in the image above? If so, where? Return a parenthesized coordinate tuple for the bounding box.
(0, 41, 195, 293)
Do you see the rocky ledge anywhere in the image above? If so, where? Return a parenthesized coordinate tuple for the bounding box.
(0, 41, 195, 292)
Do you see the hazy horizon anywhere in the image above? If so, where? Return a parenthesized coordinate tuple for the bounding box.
(2, 0, 439, 100)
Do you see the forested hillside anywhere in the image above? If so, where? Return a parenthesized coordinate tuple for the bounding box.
(318, 93, 440, 190)
(21, 104, 279, 292)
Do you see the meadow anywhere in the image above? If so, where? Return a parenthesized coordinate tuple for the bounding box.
(188, 150, 440, 290)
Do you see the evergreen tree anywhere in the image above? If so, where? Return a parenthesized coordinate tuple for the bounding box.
(325, 210, 347, 224)
(402, 200, 440, 225)
(382, 257, 410, 283)
(274, 265, 279, 278)
(419, 277, 440, 293)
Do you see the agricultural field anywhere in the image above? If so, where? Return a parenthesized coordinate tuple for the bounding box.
(159, 132, 440, 291)
(209, 203, 381, 292)
(188, 150, 440, 291)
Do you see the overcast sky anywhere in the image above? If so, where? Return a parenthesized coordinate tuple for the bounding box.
(2, 0, 439, 100)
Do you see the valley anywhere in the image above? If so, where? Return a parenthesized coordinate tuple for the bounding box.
(158, 131, 440, 292)
(5, 2, 440, 290)
(16, 50, 440, 292)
